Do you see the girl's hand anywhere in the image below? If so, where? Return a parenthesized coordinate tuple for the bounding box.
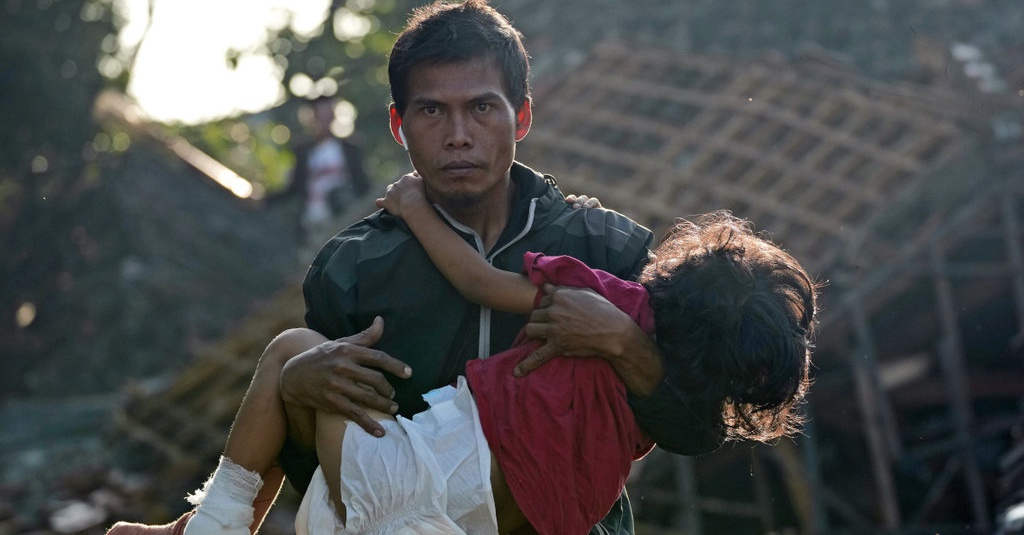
(376, 173, 428, 218)
(564, 194, 601, 209)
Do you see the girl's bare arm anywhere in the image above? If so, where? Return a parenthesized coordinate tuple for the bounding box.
(377, 174, 536, 314)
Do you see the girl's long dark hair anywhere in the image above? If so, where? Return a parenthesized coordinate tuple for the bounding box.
(641, 211, 819, 442)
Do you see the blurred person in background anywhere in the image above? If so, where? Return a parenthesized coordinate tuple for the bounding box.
(267, 95, 371, 241)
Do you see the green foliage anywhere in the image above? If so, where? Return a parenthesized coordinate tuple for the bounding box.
(0, 0, 421, 397)
(0, 0, 120, 247)
(253, 0, 413, 186)
(0, 0, 116, 178)
(172, 115, 297, 194)
(0, 0, 124, 397)
(166, 0, 417, 195)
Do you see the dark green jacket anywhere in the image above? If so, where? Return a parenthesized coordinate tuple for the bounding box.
(296, 162, 723, 533)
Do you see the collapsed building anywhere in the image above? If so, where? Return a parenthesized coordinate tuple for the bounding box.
(516, 42, 1024, 534)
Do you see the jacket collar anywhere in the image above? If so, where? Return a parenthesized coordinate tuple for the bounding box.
(377, 161, 567, 255)
(500, 161, 567, 242)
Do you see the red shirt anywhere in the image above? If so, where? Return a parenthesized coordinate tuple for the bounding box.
(466, 253, 656, 535)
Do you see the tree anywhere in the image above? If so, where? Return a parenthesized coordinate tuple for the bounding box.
(278, 0, 412, 180)
(180, 0, 413, 191)
(0, 0, 119, 398)
(0, 0, 116, 219)
(0, 0, 420, 399)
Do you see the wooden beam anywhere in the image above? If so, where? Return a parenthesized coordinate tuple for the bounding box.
(673, 455, 702, 534)
(848, 298, 902, 528)
(930, 242, 991, 531)
(1000, 186, 1024, 345)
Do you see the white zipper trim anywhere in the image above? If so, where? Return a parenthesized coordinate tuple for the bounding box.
(434, 198, 539, 359)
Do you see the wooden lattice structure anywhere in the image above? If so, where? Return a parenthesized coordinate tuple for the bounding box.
(114, 280, 304, 471)
(521, 42, 975, 277)
(519, 42, 1024, 534)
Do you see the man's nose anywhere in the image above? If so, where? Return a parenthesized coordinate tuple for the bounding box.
(444, 112, 473, 149)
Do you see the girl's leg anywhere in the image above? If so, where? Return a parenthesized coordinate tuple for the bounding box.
(226, 328, 327, 469)
(313, 402, 536, 534)
(184, 328, 328, 535)
(314, 407, 395, 521)
(490, 454, 535, 534)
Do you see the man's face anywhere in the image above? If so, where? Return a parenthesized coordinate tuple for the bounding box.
(312, 101, 335, 139)
(398, 57, 529, 212)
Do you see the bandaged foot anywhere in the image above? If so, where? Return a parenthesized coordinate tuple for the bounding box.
(181, 457, 264, 535)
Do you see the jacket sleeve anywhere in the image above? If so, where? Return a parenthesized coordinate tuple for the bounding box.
(591, 492, 634, 535)
(279, 238, 351, 494)
(301, 237, 357, 340)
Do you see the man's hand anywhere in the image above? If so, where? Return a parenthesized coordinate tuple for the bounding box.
(280, 317, 412, 437)
(520, 284, 664, 396)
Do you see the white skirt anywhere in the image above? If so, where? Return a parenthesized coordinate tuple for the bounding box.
(295, 377, 498, 535)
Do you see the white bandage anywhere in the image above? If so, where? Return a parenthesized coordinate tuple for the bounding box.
(182, 456, 263, 535)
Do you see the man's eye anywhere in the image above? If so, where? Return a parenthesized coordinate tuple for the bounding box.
(475, 103, 491, 112)
(423, 106, 439, 115)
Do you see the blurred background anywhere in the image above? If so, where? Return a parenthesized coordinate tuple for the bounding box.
(1, 0, 1022, 534)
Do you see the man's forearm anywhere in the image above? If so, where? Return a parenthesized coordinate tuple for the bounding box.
(521, 284, 724, 453)
(605, 320, 665, 397)
(611, 316, 724, 454)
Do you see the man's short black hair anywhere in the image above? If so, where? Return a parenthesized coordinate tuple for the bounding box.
(388, 0, 531, 116)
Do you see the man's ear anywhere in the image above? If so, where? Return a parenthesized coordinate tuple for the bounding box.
(514, 100, 532, 142)
(389, 105, 405, 147)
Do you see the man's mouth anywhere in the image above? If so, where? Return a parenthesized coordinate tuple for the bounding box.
(442, 160, 478, 173)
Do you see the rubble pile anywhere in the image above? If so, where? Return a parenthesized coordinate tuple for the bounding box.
(0, 464, 163, 535)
